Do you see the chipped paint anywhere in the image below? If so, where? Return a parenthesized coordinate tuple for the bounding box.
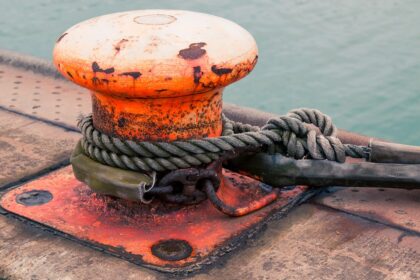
(53, 10, 257, 141)
(0, 166, 310, 272)
(178, 42, 207, 60)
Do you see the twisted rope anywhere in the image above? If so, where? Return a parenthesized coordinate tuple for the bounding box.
(78, 108, 369, 172)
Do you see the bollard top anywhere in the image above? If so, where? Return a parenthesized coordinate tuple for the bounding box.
(53, 10, 258, 98)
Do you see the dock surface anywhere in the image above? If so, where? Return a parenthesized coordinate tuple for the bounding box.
(0, 51, 419, 279)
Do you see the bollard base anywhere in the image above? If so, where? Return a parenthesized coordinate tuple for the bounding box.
(0, 166, 315, 275)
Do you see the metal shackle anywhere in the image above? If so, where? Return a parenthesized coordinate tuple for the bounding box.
(53, 10, 258, 141)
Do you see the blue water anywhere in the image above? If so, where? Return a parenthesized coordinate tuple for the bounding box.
(1, 0, 419, 144)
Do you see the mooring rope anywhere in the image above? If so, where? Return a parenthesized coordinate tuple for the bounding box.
(78, 108, 370, 172)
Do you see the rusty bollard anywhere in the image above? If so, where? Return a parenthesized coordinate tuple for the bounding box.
(53, 10, 279, 216)
(1, 10, 307, 270)
(53, 10, 258, 141)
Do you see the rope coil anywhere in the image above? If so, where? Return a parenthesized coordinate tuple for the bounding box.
(78, 108, 369, 172)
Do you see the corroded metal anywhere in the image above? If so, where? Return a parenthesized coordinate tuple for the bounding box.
(0, 166, 310, 272)
(156, 167, 220, 205)
(52, 9, 274, 214)
(72, 141, 279, 215)
(203, 179, 279, 217)
(90, 90, 223, 141)
(15, 190, 53, 206)
(151, 239, 193, 261)
(0, 10, 332, 274)
(53, 10, 258, 141)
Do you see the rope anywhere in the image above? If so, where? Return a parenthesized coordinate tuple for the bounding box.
(78, 108, 369, 172)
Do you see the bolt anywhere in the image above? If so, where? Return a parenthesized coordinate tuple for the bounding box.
(151, 239, 192, 261)
(16, 190, 53, 206)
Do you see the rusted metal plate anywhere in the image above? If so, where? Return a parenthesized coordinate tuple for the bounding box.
(0, 63, 90, 129)
(0, 165, 311, 274)
(0, 109, 80, 189)
(1, 203, 418, 279)
(315, 187, 420, 233)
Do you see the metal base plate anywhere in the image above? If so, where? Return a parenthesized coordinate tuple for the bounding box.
(0, 166, 310, 274)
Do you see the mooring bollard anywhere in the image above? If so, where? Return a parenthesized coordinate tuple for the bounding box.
(52, 9, 280, 215)
(53, 10, 258, 141)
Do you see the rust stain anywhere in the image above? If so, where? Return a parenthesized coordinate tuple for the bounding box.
(53, 48, 257, 99)
(91, 94, 117, 136)
(211, 65, 233, 76)
(119, 72, 142, 79)
(178, 42, 207, 60)
(101, 78, 110, 85)
(91, 77, 100, 85)
(193, 66, 203, 84)
(52, 22, 258, 143)
(117, 117, 127, 128)
(91, 90, 223, 141)
(92, 62, 115, 74)
(114, 38, 128, 54)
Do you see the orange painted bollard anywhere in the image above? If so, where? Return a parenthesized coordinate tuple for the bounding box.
(53, 9, 278, 213)
(0, 10, 311, 273)
(53, 10, 258, 141)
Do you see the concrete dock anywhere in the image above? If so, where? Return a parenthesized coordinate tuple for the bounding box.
(0, 51, 419, 279)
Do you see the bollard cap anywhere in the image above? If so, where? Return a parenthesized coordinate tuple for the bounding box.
(53, 10, 258, 98)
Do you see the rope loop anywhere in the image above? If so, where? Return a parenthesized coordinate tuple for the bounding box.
(78, 108, 369, 172)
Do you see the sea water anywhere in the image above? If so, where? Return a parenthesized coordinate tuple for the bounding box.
(0, 0, 419, 144)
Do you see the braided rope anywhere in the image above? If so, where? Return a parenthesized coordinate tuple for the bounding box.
(78, 108, 369, 172)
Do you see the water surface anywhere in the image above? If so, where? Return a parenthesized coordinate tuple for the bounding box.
(1, 0, 419, 144)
